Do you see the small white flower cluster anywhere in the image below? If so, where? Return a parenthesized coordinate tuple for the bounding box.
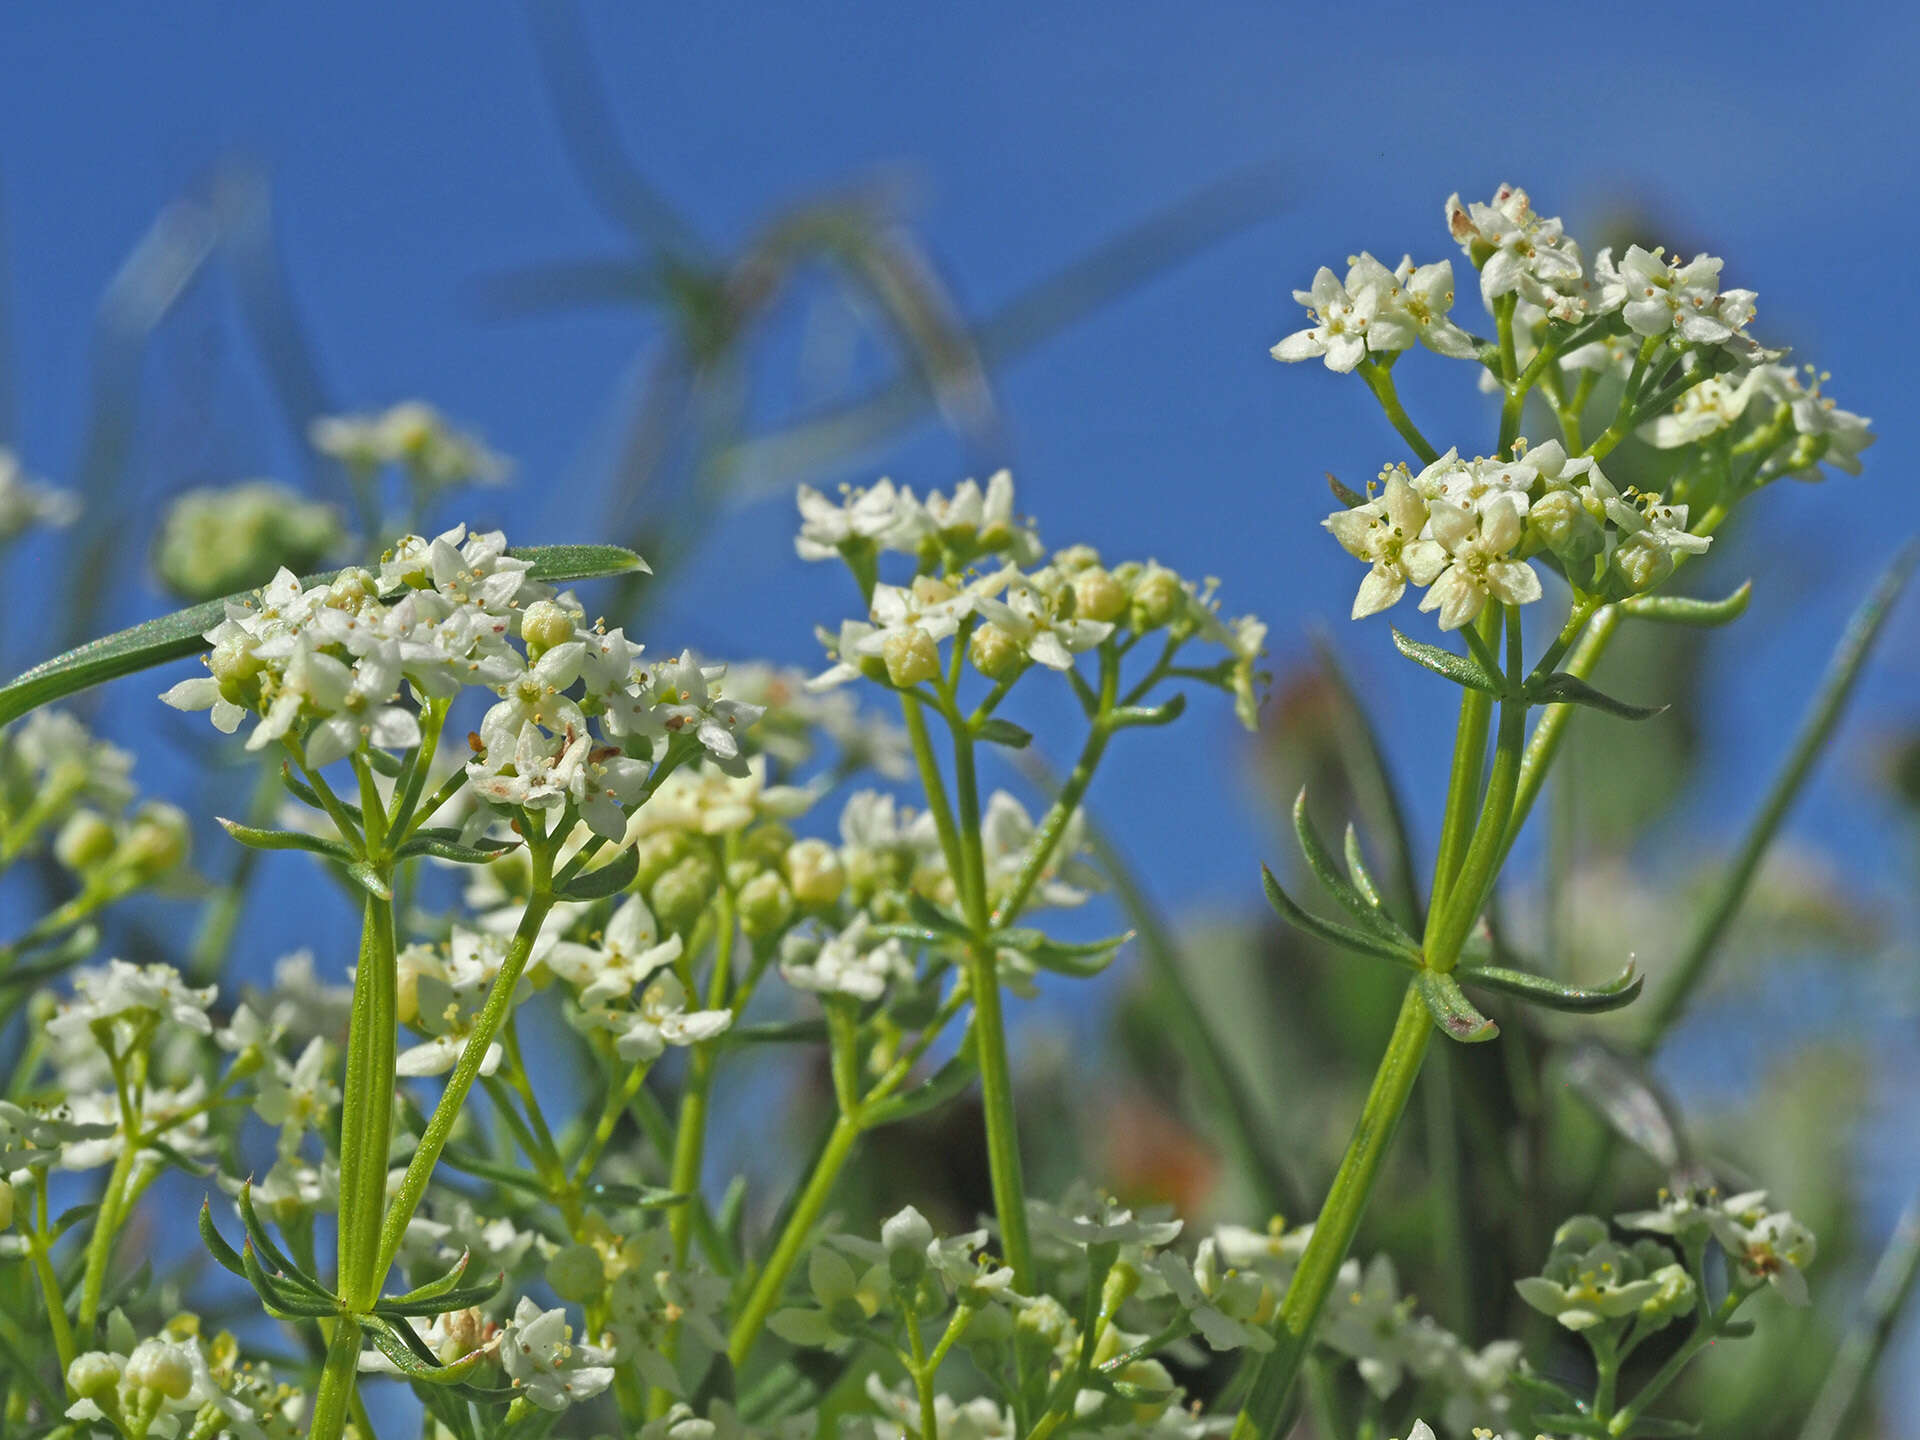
(1639, 362, 1874, 480)
(0, 446, 80, 544)
(1325, 441, 1708, 628)
(1271, 252, 1478, 372)
(161, 524, 763, 835)
(546, 894, 733, 1062)
(309, 400, 510, 490)
(65, 1330, 279, 1437)
(796, 470, 1044, 570)
(153, 479, 345, 602)
(1618, 1185, 1817, 1306)
(721, 661, 913, 780)
(499, 1295, 618, 1411)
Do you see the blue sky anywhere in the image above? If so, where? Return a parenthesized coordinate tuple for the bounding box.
(3, 0, 1918, 1405)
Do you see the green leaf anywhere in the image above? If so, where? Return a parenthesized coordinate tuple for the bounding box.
(394, 831, 521, 866)
(1525, 671, 1666, 720)
(973, 717, 1033, 749)
(374, 1282, 507, 1318)
(906, 892, 970, 939)
(721, 1018, 830, 1048)
(1326, 471, 1367, 508)
(1559, 1043, 1689, 1172)
(1105, 692, 1187, 729)
(1290, 790, 1417, 947)
(1389, 627, 1502, 694)
(1417, 970, 1499, 1043)
(556, 845, 639, 901)
(1259, 864, 1421, 970)
(1620, 580, 1752, 627)
(862, 1049, 981, 1129)
(1458, 960, 1642, 1013)
(199, 1199, 247, 1280)
(1342, 824, 1385, 912)
(1312, 631, 1425, 929)
(217, 816, 358, 861)
(1003, 929, 1133, 978)
(383, 1249, 476, 1307)
(237, 1181, 329, 1295)
(0, 544, 648, 727)
(346, 860, 393, 900)
(241, 1241, 340, 1318)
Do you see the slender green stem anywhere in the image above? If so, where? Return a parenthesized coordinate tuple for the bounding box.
(1428, 610, 1498, 919)
(373, 885, 555, 1278)
(991, 670, 1114, 929)
(335, 891, 398, 1310)
(1358, 358, 1441, 466)
(967, 946, 1033, 1290)
(25, 1198, 76, 1376)
(726, 1112, 862, 1367)
(904, 1303, 941, 1440)
(901, 694, 968, 889)
(570, 1059, 654, 1191)
(308, 1315, 364, 1440)
(1229, 983, 1432, 1439)
(1607, 1292, 1743, 1435)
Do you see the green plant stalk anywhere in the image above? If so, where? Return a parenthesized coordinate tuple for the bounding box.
(78, 1038, 149, 1334)
(1428, 609, 1499, 919)
(966, 943, 1034, 1289)
(1606, 1291, 1743, 1436)
(334, 890, 398, 1311)
(1798, 1188, 1920, 1440)
(373, 884, 556, 1278)
(1229, 983, 1432, 1439)
(1357, 357, 1441, 466)
(307, 1316, 364, 1440)
(726, 1112, 862, 1366)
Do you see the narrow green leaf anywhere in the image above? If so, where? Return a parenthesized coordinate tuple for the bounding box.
(237, 1182, 328, 1295)
(973, 716, 1033, 749)
(199, 1200, 248, 1279)
(721, 1018, 830, 1048)
(862, 1050, 981, 1129)
(1312, 631, 1425, 928)
(217, 817, 357, 861)
(346, 860, 393, 900)
(1560, 1043, 1688, 1172)
(1457, 960, 1642, 1013)
(1621, 581, 1752, 627)
(1259, 864, 1421, 970)
(1290, 790, 1417, 946)
(1011, 930, 1133, 978)
(374, 1282, 506, 1318)
(1525, 671, 1666, 720)
(1342, 824, 1385, 912)
(906, 892, 970, 938)
(383, 1249, 474, 1307)
(1326, 471, 1367, 508)
(1105, 692, 1187, 729)
(1799, 1186, 1920, 1440)
(1389, 627, 1502, 694)
(556, 845, 639, 901)
(241, 1241, 340, 1318)
(0, 544, 647, 727)
(1417, 970, 1500, 1043)
(394, 832, 521, 866)
(1642, 540, 1919, 1043)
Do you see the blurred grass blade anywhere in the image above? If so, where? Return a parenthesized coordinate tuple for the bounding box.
(525, 0, 710, 260)
(1797, 1188, 1920, 1440)
(1640, 539, 1919, 1044)
(721, 159, 1290, 490)
(0, 544, 646, 726)
(471, 257, 664, 320)
(1560, 1043, 1689, 1173)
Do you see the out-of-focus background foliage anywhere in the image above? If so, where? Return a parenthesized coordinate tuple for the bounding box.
(2, 3, 1918, 1433)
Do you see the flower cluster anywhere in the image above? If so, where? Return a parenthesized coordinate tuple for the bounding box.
(0, 446, 80, 545)
(153, 480, 345, 602)
(799, 472, 1266, 730)
(309, 400, 509, 490)
(160, 524, 763, 833)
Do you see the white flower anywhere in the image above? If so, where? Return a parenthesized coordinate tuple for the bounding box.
(980, 791, 1102, 912)
(0, 449, 79, 542)
(1271, 262, 1387, 372)
(795, 478, 915, 560)
(1444, 183, 1583, 310)
(780, 914, 910, 1001)
(972, 572, 1112, 671)
(500, 1297, 616, 1411)
(1320, 1254, 1413, 1398)
(1637, 368, 1768, 449)
(601, 972, 733, 1063)
(1324, 472, 1446, 619)
(1614, 244, 1758, 351)
(1030, 1191, 1183, 1249)
(252, 1037, 339, 1157)
(630, 756, 814, 838)
(1417, 495, 1540, 631)
(47, 960, 216, 1050)
(547, 895, 685, 1008)
(312, 402, 508, 488)
(396, 926, 553, 1078)
(1756, 365, 1876, 480)
(1367, 256, 1478, 359)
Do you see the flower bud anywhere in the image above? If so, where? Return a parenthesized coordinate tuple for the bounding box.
(1529, 489, 1604, 569)
(520, 600, 575, 654)
(116, 802, 190, 879)
(125, 1338, 194, 1400)
(1053, 544, 1101, 574)
(54, 810, 118, 872)
(741, 823, 796, 872)
(1128, 565, 1184, 632)
(207, 635, 263, 693)
(1610, 532, 1674, 595)
(1071, 568, 1128, 624)
(784, 838, 846, 906)
(1014, 1294, 1073, 1370)
(737, 871, 795, 938)
(969, 623, 1024, 680)
(881, 1206, 934, 1285)
(67, 1351, 124, 1402)
(1639, 1263, 1696, 1326)
(882, 627, 941, 688)
(632, 832, 691, 894)
(546, 1242, 606, 1303)
(651, 853, 719, 934)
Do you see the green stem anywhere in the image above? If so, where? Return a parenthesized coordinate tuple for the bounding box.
(726, 1112, 862, 1367)
(1358, 358, 1440, 466)
(1229, 983, 1432, 1439)
(991, 682, 1114, 929)
(967, 945, 1033, 1291)
(1607, 1292, 1743, 1435)
(900, 694, 968, 890)
(25, 1197, 76, 1377)
(335, 890, 398, 1311)
(307, 1315, 364, 1440)
(373, 885, 556, 1279)
(1428, 610, 1498, 919)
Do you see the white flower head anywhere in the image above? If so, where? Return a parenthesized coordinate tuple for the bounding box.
(500, 1296, 616, 1411)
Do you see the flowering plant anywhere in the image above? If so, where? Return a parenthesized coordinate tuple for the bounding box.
(0, 180, 1901, 1440)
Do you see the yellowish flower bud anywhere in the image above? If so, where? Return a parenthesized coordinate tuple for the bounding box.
(520, 600, 575, 653)
(785, 838, 846, 905)
(54, 810, 118, 872)
(1070, 567, 1128, 624)
(969, 623, 1024, 679)
(883, 627, 941, 687)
